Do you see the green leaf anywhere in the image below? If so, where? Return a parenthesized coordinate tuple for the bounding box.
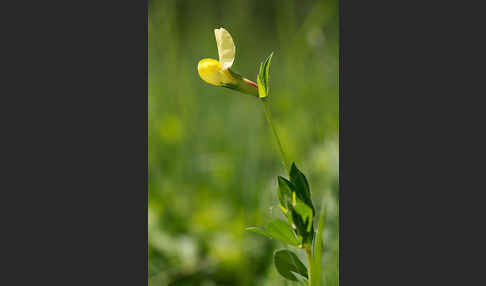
(257, 62, 266, 98)
(293, 202, 314, 232)
(263, 52, 273, 90)
(289, 163, 314, 215)
(291, 271, 309, 286)
(245, 226, 272, 240)
(266, 220, 300, 246)
(257, 52, 274, 98)
(277, 176, 294, 208)
(289, 163, 310, 197)
(274, 249, 308, 281)
(290, 205, 314, 245)
(246, 221, 300, 246)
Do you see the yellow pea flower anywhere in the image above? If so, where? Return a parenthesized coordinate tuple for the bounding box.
(197, 58, 236, 86)
(197, 27, 258, 97)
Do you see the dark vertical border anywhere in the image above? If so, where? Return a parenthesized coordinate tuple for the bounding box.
(338, 0, 473, 284)
(2, 1, 148, 284)
(145, 1, 149, 283)
(143, 2, 149, 284)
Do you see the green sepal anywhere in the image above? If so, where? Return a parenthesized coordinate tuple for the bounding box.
(222, 69, 259, 97)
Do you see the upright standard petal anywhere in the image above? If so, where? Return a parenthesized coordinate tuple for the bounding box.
(214, 27, 235, 70)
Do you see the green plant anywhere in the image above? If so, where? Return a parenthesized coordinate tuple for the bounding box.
(197, 27, 326, 285)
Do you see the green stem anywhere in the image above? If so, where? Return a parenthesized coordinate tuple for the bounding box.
(261, 99, 290, 174)
(305, 246, 313, 286)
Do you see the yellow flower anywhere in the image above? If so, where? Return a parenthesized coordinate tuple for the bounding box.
(197, 28, 258, 97)
(198, 28, 236, 86)
(197, 58, 235, 86)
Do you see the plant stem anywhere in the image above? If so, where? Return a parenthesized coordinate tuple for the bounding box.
(261, 99, 290, 174)
(305, 246, 313, 286)
(262, 98, 313, 284)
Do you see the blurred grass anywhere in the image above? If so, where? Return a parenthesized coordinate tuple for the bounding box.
(148, 0, 339, 285)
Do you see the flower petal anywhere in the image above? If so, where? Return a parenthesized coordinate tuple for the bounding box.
(214, 27, 235, 70)
(197, 58, 236, 86)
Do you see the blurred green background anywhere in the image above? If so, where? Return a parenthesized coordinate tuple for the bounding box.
(148, 0, 339, 285)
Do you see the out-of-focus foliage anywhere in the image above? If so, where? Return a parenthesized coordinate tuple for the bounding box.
(148, 0, 339, 285)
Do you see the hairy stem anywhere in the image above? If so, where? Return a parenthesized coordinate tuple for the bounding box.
(261, 99, 290, 174)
